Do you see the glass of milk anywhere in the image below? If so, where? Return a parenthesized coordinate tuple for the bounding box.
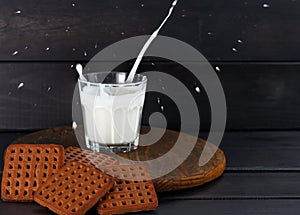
(78, 72, 147, 153)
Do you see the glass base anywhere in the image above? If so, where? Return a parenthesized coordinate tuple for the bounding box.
(85, 136, 139, 153)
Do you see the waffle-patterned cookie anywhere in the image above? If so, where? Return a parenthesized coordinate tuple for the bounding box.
(64, 146, 119, 167)
(34, 161, 114, 215)
(1, 144, 64, 202)
(98, 165, 158, 215)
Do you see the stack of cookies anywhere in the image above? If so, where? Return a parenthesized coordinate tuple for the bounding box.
(1, 144, 158, 215)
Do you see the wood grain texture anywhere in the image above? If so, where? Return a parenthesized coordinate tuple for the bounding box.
(144, 199, 300, 215)
(159, 172, 300, 199)
(0, 0, 299, 61)
(0, 62, 300, 130)
(1, 199, 300, 215)
(11, 126, 226, 192)
(220, 131, 300, 171)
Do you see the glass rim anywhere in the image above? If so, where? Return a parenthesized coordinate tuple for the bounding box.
(78, 71, 147, 86)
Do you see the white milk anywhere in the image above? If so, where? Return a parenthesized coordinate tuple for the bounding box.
(79, 85, 146, 144)
(126, 0, 178, 82)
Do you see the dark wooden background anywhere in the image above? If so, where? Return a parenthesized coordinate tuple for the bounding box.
(1, 0, 299, 131)
(1, 1, 300, 214)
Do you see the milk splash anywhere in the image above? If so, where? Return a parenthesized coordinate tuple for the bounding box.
(126, 0, 179, 83)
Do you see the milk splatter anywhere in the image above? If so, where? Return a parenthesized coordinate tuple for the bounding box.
(17, 82, 24, 89)
(12, 51, 19, 56)
(126, 0, 178, 82)
(72, 121, 77, 129)
(263, 3, 270, 8)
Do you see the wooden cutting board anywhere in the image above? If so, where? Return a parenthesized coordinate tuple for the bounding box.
(13, 126, 226, 192)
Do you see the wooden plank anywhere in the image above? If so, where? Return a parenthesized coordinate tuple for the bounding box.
(0, 0, 300, 61)
(1, 199, 300, 215)
(148, 200, 300, 215)
(221, 131, 300, 171)
(0, 62, 300, 130)
(0, 63, 77, 130)
(158, 172, 300, 199)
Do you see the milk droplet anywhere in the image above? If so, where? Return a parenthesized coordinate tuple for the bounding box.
(84, 51, 87, 56)
(72, 3, 75, 7)
(17, 82, 24, 89)
(94, 43, 98, 49)
(215, 66, 221, 72)
(47, 87, 51, 91)
(237, 39, 243, 43)
(160, 106, 164, 111)
(195, 87, 201, 93)
(115, 5, 119, 9)
(12, 51, 19, 56)
(151, 62, 155, 66)
(24, 46, 28, 50)
(121, 32, 125, 35)
(33, 103, 37, 107)
(45, 33, 49, 37)
(72, 121, 77, 129)
(263, 3, 270, 8)
(181, 14, 186, 17)
(70, 64, 74, 68)
(65, 26, 70, 32)
(46, 47, 50, 51)
(141, 3, 144, 7)
(207, 32, 213, 35)
(208, 14, 212, 17)
(157, 97, 161, 104)
(8, 92, 12, 95)
(15, 10, 21, 14)
(232, 47, 238, 52)
(162, 86, 166, 90)
(72, 47, 76, 51)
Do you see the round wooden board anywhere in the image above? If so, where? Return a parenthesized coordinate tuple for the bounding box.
(13, 126, 226, 193)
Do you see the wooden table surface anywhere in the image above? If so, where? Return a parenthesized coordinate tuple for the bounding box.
(1, 130, 300, 214)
